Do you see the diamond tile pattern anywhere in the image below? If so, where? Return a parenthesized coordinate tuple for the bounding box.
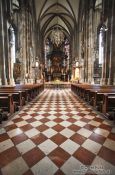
(0, 89, 115, 175)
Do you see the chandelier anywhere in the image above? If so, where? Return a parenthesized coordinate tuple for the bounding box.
(50, 27, 64, 46)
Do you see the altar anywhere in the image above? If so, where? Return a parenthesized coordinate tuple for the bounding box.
(45, 81, 71, 89)
(45, 47, 71, 82)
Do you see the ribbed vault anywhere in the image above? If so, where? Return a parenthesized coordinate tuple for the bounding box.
(35, 0, 79, 50)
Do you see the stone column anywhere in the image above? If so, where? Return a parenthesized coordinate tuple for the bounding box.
(108, 1, 115, 85)
(88, 8, 94, 84)
(0, 0, 8, 85)
(9, 26, 15, 85)
(20, 7, 27, 84)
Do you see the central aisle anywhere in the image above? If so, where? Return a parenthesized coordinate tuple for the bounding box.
(0, 89, 115, 175)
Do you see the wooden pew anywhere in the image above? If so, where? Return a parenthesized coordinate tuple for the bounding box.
(0, 83, 44, 122)
(0, 83, 44, 101)
(71, 83, 115, 101)
(89, 89, 115, 109)
(0, 92, 23, 110)
(102, 94, 115, 119)
(0, 94, 15, 114)
(0, 109, 2, 123)
(71, 83, 101, 99)
(71, 83, 115, 119)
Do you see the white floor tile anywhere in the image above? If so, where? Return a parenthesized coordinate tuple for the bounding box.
(75, 121, 86, 127)
(0, 128, 6, 134)
(61, 157, 86, 175)
(0, 139, 14, 153)
(47, 115, 57, 120)
(60, 121, 71, 127)
(60, 139, 80, 155)
(4, 121, 14, 127)
(77, 128, 92, 138)
(34, 115, 44, 120)
(25, 128, 40, 138)
(84, 115, 95, 120)
(45, 121, 57, 127)
(38, 139, 57, 155)
(30, 121, 42, 127)
(88, 120, 101, 127)
(22, 115, 32, 120)
(1, 157, 28, 175)
(43, 128, 57, 138)
(8, 128, 23, 138)
(82, 139, 102, 154)
(91, 156, 115, 175)
(94, 128, 109, 137)
(60, 128, 74, 138)
(70, 111, 79, 114)
(31, 157, 58, 175)
(60, 115, 69, 120)
(103, 138, 115, 151)
(16, 121, 28, 127)
(16, 139, 36, 154)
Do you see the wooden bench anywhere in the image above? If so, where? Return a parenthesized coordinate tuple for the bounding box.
(89, 90, 115, 109)
(0, 92, 24, 111)
(102, 94, 115, 119)
(0, 94, 15, 114)
(71, 83, 115, 119)
(0, 83, 44, 102)
(0, 84, 44, 122)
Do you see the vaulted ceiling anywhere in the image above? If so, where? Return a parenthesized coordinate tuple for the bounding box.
(34, 0, 80, 40)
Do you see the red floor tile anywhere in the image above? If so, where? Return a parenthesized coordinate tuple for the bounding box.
(30, 113, 38, 117)
(84, 124, 96, 131)
(48, 147, 70, 167)
(11, 133, 28, 145)
(18, 113, 28, 117)
(54, 118, 64, 123)
(23, 147, 45, 167)
(98, 146, 115, 166)
(23, 170, 34, 175)
(13, 118, 24, 123)
(52, 124, 65, 132)
(5, 124, 17, 132)
(99, 124, 112, 132)
(0, 147, 20, 168)
(36, 124, 49, 132)
(108, 133, 115, 141)
(70, 133, 86, 145)
(89, 133, 106, 145)
(73, 147, 95, 165)
(66, 118, 76, 123)
(54, 169, 65, 175)
(40, 118, 50, 123)
(26, 118, 37, 123)
(68, 124, 81, 132)
(50, 133, 67, 145)
(0, 133, 9, 142)
(20, 124, 33, 132)
(93, 117, 104, 123)
(31, 133, 47, 145)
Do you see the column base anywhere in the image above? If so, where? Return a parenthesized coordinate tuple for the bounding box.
(4, 77, 8, 85)
(0, 78, 2, 85)
(107, 78, 115, 85)
(79, 79, 84, 83)
(91, 80, 95, 84)
(9, 78, 15, 86)
(100, 78, 107, 85)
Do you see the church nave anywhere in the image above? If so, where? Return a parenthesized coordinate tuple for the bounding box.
(0, 89, 115, 175)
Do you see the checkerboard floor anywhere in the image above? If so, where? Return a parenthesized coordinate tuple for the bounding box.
(0, 89, 115, 175)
